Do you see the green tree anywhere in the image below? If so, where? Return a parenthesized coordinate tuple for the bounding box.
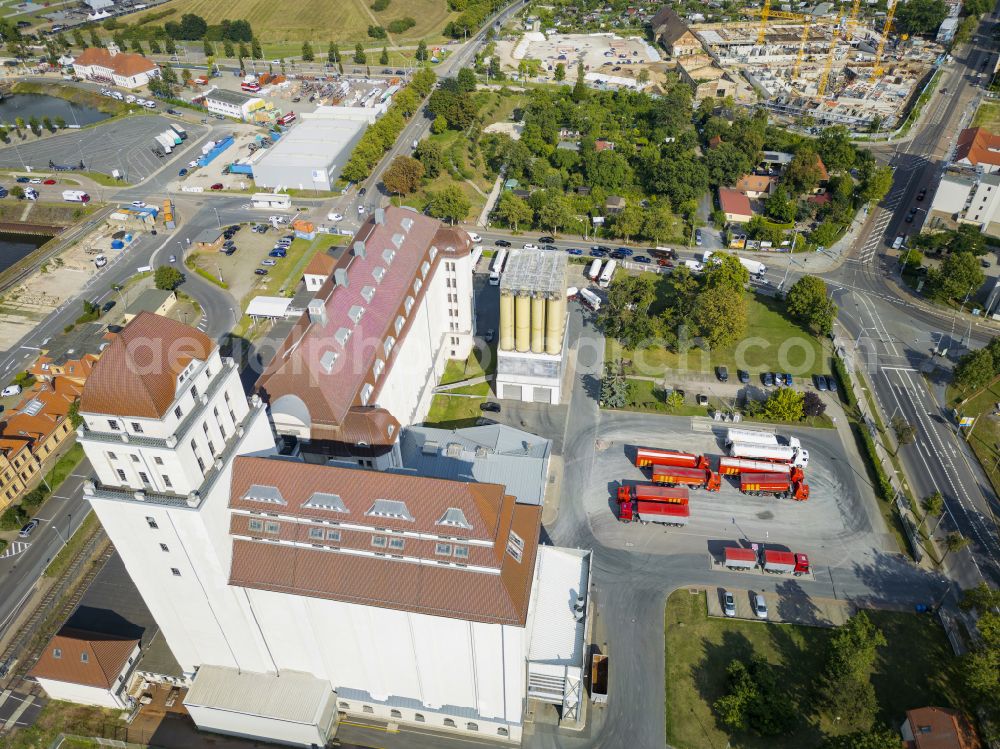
(572, 61, 587, 102)
(67, 399, 83, 429)
(431, 114, 448, 134)
(426, 185, 470, 224)
(785, 275, 837, 335)
(456, 67, 477, 93)
(416, 39, 428, 62)
(165, 37, 177, 55)
(223, 39, 235, 58)
(413, 140, 444, 178)
(598, 274, 658, 348)
(943, 531, 969, 560)
(54, 116, 66, 129)
(179, 13, 208, 39)
(554, 62, 566, 81)
(203, 39, 214, 57)
(392, 87, 419, 117)
(10, 185, 24, 199)
(692, 285, 747, 349)
(784, 146, 823, 195)
(601, 361, 628, 408)
(149, 39, 162, 54)
(764, 387, 805, 421)
(496, 191, 532, 231)
(382, 155, 424, 195)
(922, 490, 944, 519)
(131, 39, 145, 55)
(28, 115, 40, 134)
(613, 204, 643, 242)
(328, 41, 340, 63)
(251, 37, 263, 59)
(89, 29, 103, 48)
(895, 0, 948, 35)
(642, 202, 682, 244)
(891, 415, 916, 445)
(765, 185, 796, 223)
(703, 253, 749, 291)
(354, 43, 367, 65)
(816, 125, 857, 173)
(820, 725, 902, 749)
(536, 194, 573, 234)
(713, 657, 795, 736)
(927, 252, 984, 301)
(154, 265, 184, 291)
(72, 29, 86, 49)
(860, 164, 893, 204)
(816, 612, 886, 732)
(42, 116, 54, 132)
(301, 41, 314, 61)
(665, 390, 685, 412)
(239, 43, 250, 60)
(379, 47, 389, 65)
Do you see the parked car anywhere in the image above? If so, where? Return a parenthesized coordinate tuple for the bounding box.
(753, 592, 768, 619)
(261, 259, 277, 266)
(696, 394, 709, 406)
(589, 247, 607, 257)
(657, 259, 674, 268)
(269, 249, 287, 258)
(359, 187, 367, 196)
(522, 243, 540, 251)
(495, 239, 511, 247)
(210, 183, 224, 190)
(131, 200, 146, 208)
(178, 168, 188, 177)
(723, 591, 736, 617)
(716, 366, 729, 382)
(543, 244, 558, 252)
(917, 188, 927, 201)
(567, 248, 583, 255)
(254, 268, 269, 276)
(169, 254, 177, 263)
(633, 255, 651, 264)
(18, 520, 38, 538)
(539, 235, 555, 243)
(783, 373, 793, 386)
(773, 372, 785, 386)
(102, 300, 116, 313)
(762, 371, 774, 387)
(327, 212, 343, 222)
(42, 179, 56, 185)
(15, 176, 30, 183)
(738, 369, 750, 384)
(479, 401, 501, 413)
(1, 384, 22, 398)
(813, 374, 828, 391)
(826, 376, 838, 393)
(358, 205, 365, 214)
(695, 229, 704, 246)
(28, 177, 41, 184)
(616, 247, 633, 256)
(484, 329, 495, 343)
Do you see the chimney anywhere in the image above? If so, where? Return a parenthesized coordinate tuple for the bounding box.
(307, 298, 327, 327)
(334, 268, 349, 288)
(374, 208, 386, 225)
(353, 241, 367, 259)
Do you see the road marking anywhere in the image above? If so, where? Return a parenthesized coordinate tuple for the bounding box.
(0, 542, 29, 559)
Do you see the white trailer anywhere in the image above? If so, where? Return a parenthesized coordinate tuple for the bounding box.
(683, 259, 703, 273)
(728, 441, 809, 468)
(489, 248, 508, 286)
(62, 190, 90, 203)
(155, 133, 174, 153)
(725, 428, 781, 448)
(162, 130, 181, 145)
(738, 256, 766, 276)
(587, 258, 602, 281)
(598, 259, 617, 288)
(579, 287, 601, 311)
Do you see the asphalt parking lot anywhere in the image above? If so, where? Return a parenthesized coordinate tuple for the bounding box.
(0, 115, 204, 183)
(587, 413, 896, 570)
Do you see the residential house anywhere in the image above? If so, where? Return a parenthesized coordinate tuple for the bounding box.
(202, 88, 266, 122)
(719, 187, 754, 223)
(927, 172, 1000, 237)
(28, 324, 104, 386)
(119, 289, 177, 325)
(72, 43, 159, 90)
(594, 139, 615, 152)
(954, 127, 1000, 174)
(734, 174, 777, 199)
(650, 6, 703, 58)
(605, 195, 626, 214)
(302, 252, 337, 292)
(900, 706, 978, 749)
(31, 628, 141, 709)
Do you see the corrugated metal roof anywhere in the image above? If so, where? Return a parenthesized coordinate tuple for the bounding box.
(184, 666, 332, 724)
(526, 547, 589, 665)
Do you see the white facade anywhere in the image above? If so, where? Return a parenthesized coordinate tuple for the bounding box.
(964, 174, 1000, 237)
(72, 44, 159, 90)
(496, 349, 565, 405)
(203, 89, 263, 121)
(928, 173, 1000, 237)
(33, 642, 140, 710)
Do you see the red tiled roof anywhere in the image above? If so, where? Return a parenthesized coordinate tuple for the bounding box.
(73, 47, 157, 78)
(227, 456, 541, 625)
(719, 187, 753, 217)
(79, 312, 214, 419)
(955, 127, 1000, 167)
(257, 207, 471, 437)
(734, 174, 775, 194)
(907, 707, 979, 749)
(30, 627, 137, 689)
(814, 154, 829, 181)
(303, 252, 336, 278)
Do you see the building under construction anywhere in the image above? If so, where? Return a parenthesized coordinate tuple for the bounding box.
(496, 249, 568, 405)
(655, 4, 944, 130)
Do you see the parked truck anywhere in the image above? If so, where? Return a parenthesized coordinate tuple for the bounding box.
(762, 549, 810, 575)
(739, 472, 810, 501)
(579, 287, 601, 311)
(169, 122, 188, 140)
(590, 652, 608, 704)
(725, 428, 798, 449)
(154, 133, 174, 153)
(162, 129, 182, 145)
(738, 256, 766, 276)
(587, 258, 602, 281)
(61, 190, 90, 203)
(634, 447, 709, 470)
(727, 441, 809, 467)
(616, 484, 689, 505)
(620, 500, 690, 525)
(718, 456, 803, 479)
(723, 547, 758, 570)
(651, 466, 721, 491)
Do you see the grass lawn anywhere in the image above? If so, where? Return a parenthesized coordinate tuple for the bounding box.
(664, 590, 971, 749)
(402, 127, 493, 221)
(440, 345, 496, 384)
(424, 394, 487, 427)
(44, 442, 84, 489)
(607, 295, 831, 379)
(133, 0, 455, 44)
(972, 100, 1000, 131)
(953, 377, 1000, 499)
(6, 700, 124, 749)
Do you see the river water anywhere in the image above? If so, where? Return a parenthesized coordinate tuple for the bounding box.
(0, 93, 110, 129)
(0, 231, 50, 274)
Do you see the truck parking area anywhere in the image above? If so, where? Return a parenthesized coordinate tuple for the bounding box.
(587, 413, 894, 571)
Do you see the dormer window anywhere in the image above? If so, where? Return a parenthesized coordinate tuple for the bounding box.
(420, 260, 430, 278)
(366, 499, 414, 521)
(429, 246, 438, 261)
(360, 383, 373, 406)
(382, 248, 395, 265)
(436, 507, 472, 530)
(401, 217, 414, 232)
(391, 232, 404, 248)
(394, 315, 404, 335)
(334, 327, 351, 347)
(372, 266, 386, 283)
(320, 351, 338, 374)
(506, 531, 525, 563)
(348, 305, 364, 324)
(373, 358, 384, 379)
(413, 278, 422, 295)
(361, 285, 375, 303)
(404, 296, 414, 314)
(383, 337, 395, 357)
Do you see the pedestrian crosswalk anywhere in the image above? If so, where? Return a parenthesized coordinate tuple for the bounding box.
(0, 542, 30, 560)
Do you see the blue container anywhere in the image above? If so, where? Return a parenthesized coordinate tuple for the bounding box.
(110, 239, 124, 249)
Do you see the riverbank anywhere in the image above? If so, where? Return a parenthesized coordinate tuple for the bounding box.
(7, 82, 131, 117)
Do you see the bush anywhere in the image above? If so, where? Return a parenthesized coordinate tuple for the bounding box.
(0, 504, 29, 531)
(21, 487, 47, 510)
(155, 265, 184, 291)
(368, 25, 387, 39)
(371, 0, 390, 8)
(387, 17, 415, 33)
(831, 357, 856, 409)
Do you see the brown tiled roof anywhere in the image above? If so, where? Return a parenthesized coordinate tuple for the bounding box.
(734, 174, 775, 194)
(74, 47, 157, 78)
(227, 457, 541, 625)
(257, 207, 471, 440)
(0, 377, 81, 452)
(955, 127, 1000, 168)
(719, 187, 753, 217)
(30, 627, 137, 689)
(650, 6, 692, 45)
(907, 707, 979, 749)
(79, 312, 214, 419)
(303, 252, 336, 278)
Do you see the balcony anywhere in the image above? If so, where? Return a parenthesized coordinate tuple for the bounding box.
(83, 395, 268, 510)
(79, 359, 237, 450)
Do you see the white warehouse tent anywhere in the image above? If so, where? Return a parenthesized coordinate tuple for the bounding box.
(246, 296, 292, 319)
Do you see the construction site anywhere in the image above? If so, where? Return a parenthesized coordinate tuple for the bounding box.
(655, 2, 946, 130)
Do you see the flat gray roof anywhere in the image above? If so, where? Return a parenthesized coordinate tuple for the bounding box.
(256, 117, 367, 171)
(204, 88, 257, 106)
(500, 249, 567, 296)
(185, 665, 332, 724)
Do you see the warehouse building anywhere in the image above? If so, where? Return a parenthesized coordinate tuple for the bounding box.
(202, 88, 266, 122)
(252, 110, 369, 192)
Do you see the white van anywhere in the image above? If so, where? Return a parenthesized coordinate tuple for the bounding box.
(892, 235, 904, 250)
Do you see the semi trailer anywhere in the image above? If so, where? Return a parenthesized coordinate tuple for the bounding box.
(634, 447, 709, 470)
(762, 550, 810, 575)
(616, 484, 689, 505)
(725, 428, 801, 449)
(651, 466, 721, 491)
(619, 499, 690, 525)
(739, 472, 810, 501)
(718, 456, 804, 480)
(727, 441, 809, 467)
(723, 547, 758, 570)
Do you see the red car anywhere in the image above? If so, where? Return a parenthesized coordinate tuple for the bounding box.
(210, 183, 224, 190)
(42, 179, 56, 185)
(657, 258, 674, 268)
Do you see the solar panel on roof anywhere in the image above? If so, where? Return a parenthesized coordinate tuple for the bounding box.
(244, 484, 286, 504)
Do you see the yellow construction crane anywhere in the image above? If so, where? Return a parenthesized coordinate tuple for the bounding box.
(794, 19, 813, 78)
(817, 14, 845, 97)
(870, 0, 898, 81)
(752, 3, 813, 76)
(758, 0, 772, 45)
(845, 0, 862, 37)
